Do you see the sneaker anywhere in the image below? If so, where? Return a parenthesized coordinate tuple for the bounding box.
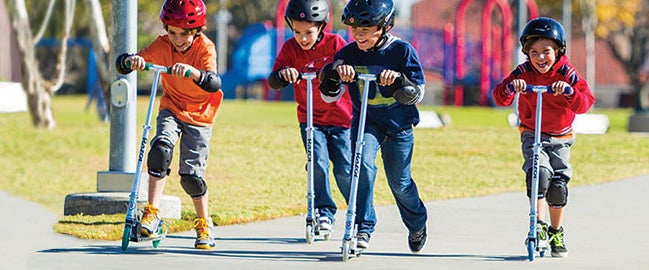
(536, 220, 549, 248)
(193, 217, 216, 250)
(548, 226, 568, 258)
(356, 232, 371, 249)
(140, 204, 162, 237)
(318, 217, 333, 232)
(408, 227, 427, 253)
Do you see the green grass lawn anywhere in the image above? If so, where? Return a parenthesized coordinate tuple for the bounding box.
(1, 95, 647, 240)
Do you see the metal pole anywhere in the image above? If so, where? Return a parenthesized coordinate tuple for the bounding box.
(516, 0, 527, 64)
(216, 0, 230, 74)
(511, 0, 529, 128)
(582, 0, 596, 92)
(96, 0, 138, 192)
(562, 0, 572, 58)
(109, 0, 137, 172)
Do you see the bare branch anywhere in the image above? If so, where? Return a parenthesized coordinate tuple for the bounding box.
(9, 0, 41, 94)
(85, 0, 109, 53)
(8, 0, 57, 128)
(47, 0, 76, 93)
(32, 0, 57, 45)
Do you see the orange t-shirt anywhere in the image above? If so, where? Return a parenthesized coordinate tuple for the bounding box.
(138, 33, 222, 127)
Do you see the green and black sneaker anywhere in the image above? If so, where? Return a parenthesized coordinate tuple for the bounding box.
(548, 226, 568, 258)
(536, 220, 549, 249)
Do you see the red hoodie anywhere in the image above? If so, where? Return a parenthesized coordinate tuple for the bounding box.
(493, 55, 595, 135)
(272, 32, 352, 128)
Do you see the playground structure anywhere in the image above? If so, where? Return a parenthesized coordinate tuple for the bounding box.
(453, 0, 538, 106)
(220, 0, 539, 106)
(23, 1, 542, 108)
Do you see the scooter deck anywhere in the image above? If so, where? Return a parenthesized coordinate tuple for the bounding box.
(351, 247, 365, 256)
(129, 220, 169, 242)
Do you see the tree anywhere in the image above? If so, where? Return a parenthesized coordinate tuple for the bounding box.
(6, 0, 75, 128)
(538, 0, 649, 129)
(5, 0, 111, 129)
(593, 0, 649, 113)
(82, 0, 111, 122)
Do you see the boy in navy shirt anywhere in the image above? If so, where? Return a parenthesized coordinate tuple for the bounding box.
(319, 0, 428, 253)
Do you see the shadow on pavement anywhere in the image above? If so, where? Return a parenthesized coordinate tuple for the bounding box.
(38, 243, 528, 263)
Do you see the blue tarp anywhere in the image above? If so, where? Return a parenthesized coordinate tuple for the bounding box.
(221, 23, 292, 99)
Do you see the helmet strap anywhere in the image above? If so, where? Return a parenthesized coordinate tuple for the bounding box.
(368, 28, 389, 52)
(308, 30, 324, 51)
(194, 27, 203, 38)
(285, 17, 294, 31)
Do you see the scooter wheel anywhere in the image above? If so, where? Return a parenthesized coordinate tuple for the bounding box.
(342, 239, 352, 262)
(121, 225, 131, 251)
(306, 224, 315, 244)
(152, 226, 164, 248)
(527, 241, 535, 261)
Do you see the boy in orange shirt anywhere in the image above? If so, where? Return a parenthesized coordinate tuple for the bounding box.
(115, 0, 221, 249)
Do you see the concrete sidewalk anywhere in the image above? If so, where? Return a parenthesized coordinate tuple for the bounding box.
(2, 175, 648, 270)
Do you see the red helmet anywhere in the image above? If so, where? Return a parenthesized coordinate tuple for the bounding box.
(160, 0, 207, 28)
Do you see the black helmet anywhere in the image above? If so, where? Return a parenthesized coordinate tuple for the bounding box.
(342, 0, 395, 31)
(519, 17, 566, 56)
(285, 0, 330, 29)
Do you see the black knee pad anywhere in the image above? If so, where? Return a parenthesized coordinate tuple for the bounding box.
(147, 138, 173, 178)
(526, 167, 552, 198)
(180, 174, 207, 198)
(547, 177, 568, 208)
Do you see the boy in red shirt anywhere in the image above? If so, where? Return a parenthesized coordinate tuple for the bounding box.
(493, 17, 595, 257)
(115, 0, 221, 249)
(268, 0, 352, 234)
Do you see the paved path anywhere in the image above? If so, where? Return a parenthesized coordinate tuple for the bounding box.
(2, 175, 649, 270)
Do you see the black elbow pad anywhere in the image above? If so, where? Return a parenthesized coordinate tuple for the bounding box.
(115, 53, 135, 74)
(318, 59, 344, 97)
(386, 73, 421, 105)
(195, 70, 221, 93)
(268, 70, 290, 90)
(385, 73, 417, 96)
(393, 86, 421, 105)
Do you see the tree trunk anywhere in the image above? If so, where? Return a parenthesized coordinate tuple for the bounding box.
(8, 0, 56, 128)
(85, 0, 111, 119)
(7, 0, 76, 129)
(26, 82, 55, 129)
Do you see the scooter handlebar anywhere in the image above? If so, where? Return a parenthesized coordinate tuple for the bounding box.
(508, 84, 573, 95)
(297, 72, 364, 82)
(299, 72, 317, 81)
(126, 61, 191, 78)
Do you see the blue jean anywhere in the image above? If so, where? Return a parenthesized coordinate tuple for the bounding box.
(351, 124, 428, 234)
(299, 123, 352, 221)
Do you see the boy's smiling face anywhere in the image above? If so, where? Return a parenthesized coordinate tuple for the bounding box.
(351, 26, 382, 51)
(166, 25, 197, 52)
(527, 38, 557, 74)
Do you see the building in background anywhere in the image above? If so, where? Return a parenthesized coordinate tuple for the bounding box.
(0, 1, 22, 82)
(0, 1, 26, 113)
